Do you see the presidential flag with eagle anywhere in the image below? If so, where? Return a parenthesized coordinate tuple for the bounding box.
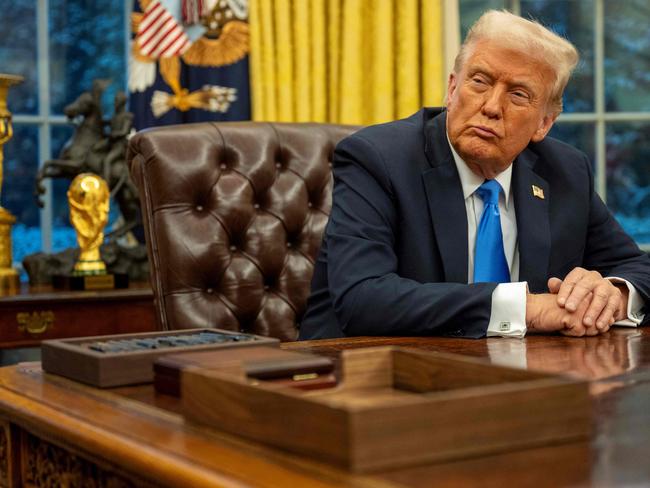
(129, 0, 250, 129)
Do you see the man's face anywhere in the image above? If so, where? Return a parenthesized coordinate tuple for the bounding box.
(446, 39, 558, 179)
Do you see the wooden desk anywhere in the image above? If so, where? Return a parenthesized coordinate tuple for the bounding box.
(0, 284, 157, 348)
(0, 329, 649, 487)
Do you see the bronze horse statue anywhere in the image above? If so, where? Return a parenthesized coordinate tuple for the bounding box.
(34, 79, 140, 240)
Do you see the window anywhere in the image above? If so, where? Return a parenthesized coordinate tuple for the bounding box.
(0, 0, 129, 280)
(460, 0, 650, 249)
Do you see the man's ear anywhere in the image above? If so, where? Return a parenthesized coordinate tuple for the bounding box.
(531, 112, 559, 142)
(446, 73, 458, 106)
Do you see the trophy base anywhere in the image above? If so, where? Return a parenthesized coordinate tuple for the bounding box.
(73, 259, 107, 275)
(0, 267, 19, 295)
(53, 273, 129, 291)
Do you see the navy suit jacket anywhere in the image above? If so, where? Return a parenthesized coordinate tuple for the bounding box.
(299, 108, 650, 339)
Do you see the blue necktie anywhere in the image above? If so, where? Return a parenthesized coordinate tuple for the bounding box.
(474, 180, 510, 283)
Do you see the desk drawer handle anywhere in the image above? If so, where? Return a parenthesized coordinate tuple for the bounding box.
(17, 311, 55, 335)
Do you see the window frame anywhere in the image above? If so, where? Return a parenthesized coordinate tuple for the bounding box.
(11, 0, 132, 253)
(504, 0, 650, 250)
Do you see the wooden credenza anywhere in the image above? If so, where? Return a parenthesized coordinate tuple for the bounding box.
(0, 283, 157, 348)
(0, 329, 649, 487)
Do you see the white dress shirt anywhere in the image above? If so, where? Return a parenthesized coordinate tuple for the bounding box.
(447, 137, 644, 337)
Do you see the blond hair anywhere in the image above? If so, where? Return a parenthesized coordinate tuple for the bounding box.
(454, 10, 579, 114)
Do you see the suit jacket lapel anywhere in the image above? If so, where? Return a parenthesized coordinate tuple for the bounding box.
(421, 111, 468, 284)
(513, 149, 551, 292)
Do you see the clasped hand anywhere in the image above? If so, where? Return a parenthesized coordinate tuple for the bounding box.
(527, 267, 628, 337)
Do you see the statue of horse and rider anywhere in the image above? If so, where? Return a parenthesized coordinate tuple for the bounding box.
(34, 79, 140, 240)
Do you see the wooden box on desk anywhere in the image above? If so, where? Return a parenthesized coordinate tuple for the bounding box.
(42, 328, 279, 387)
(182, 346, 591, 473)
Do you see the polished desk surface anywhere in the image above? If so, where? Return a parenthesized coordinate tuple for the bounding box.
(0, 328, 649, 487)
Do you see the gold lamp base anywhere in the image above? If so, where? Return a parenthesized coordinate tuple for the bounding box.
(0, 206, 19, 295)
(0, 267, 19, 295)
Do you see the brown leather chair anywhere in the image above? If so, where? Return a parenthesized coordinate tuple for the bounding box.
(127, 122, 358, 341)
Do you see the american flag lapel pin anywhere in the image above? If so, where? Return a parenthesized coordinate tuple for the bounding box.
(532, 185, 545, 199)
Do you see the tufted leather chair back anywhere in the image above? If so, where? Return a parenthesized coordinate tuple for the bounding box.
(127, 122, 358, 341)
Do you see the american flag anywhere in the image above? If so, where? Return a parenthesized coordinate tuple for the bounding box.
(137, 0, 191, 58)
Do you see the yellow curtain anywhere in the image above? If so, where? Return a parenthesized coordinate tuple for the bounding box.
(249, 0, 452, 125)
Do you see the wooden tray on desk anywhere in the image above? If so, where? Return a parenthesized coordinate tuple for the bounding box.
(182, 346, 592, 473)
(41, 328, 279, 387)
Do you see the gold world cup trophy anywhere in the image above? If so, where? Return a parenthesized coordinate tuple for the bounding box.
(53, 172, 128, 290)
(0, 74, 24, 295)
(67, 173, 110, 276)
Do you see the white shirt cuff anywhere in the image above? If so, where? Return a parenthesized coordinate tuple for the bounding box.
(606, 277, 645, 327)
(486, 282, 527, 338)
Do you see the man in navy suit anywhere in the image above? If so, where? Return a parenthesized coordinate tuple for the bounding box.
(299, 10, 650, 340)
